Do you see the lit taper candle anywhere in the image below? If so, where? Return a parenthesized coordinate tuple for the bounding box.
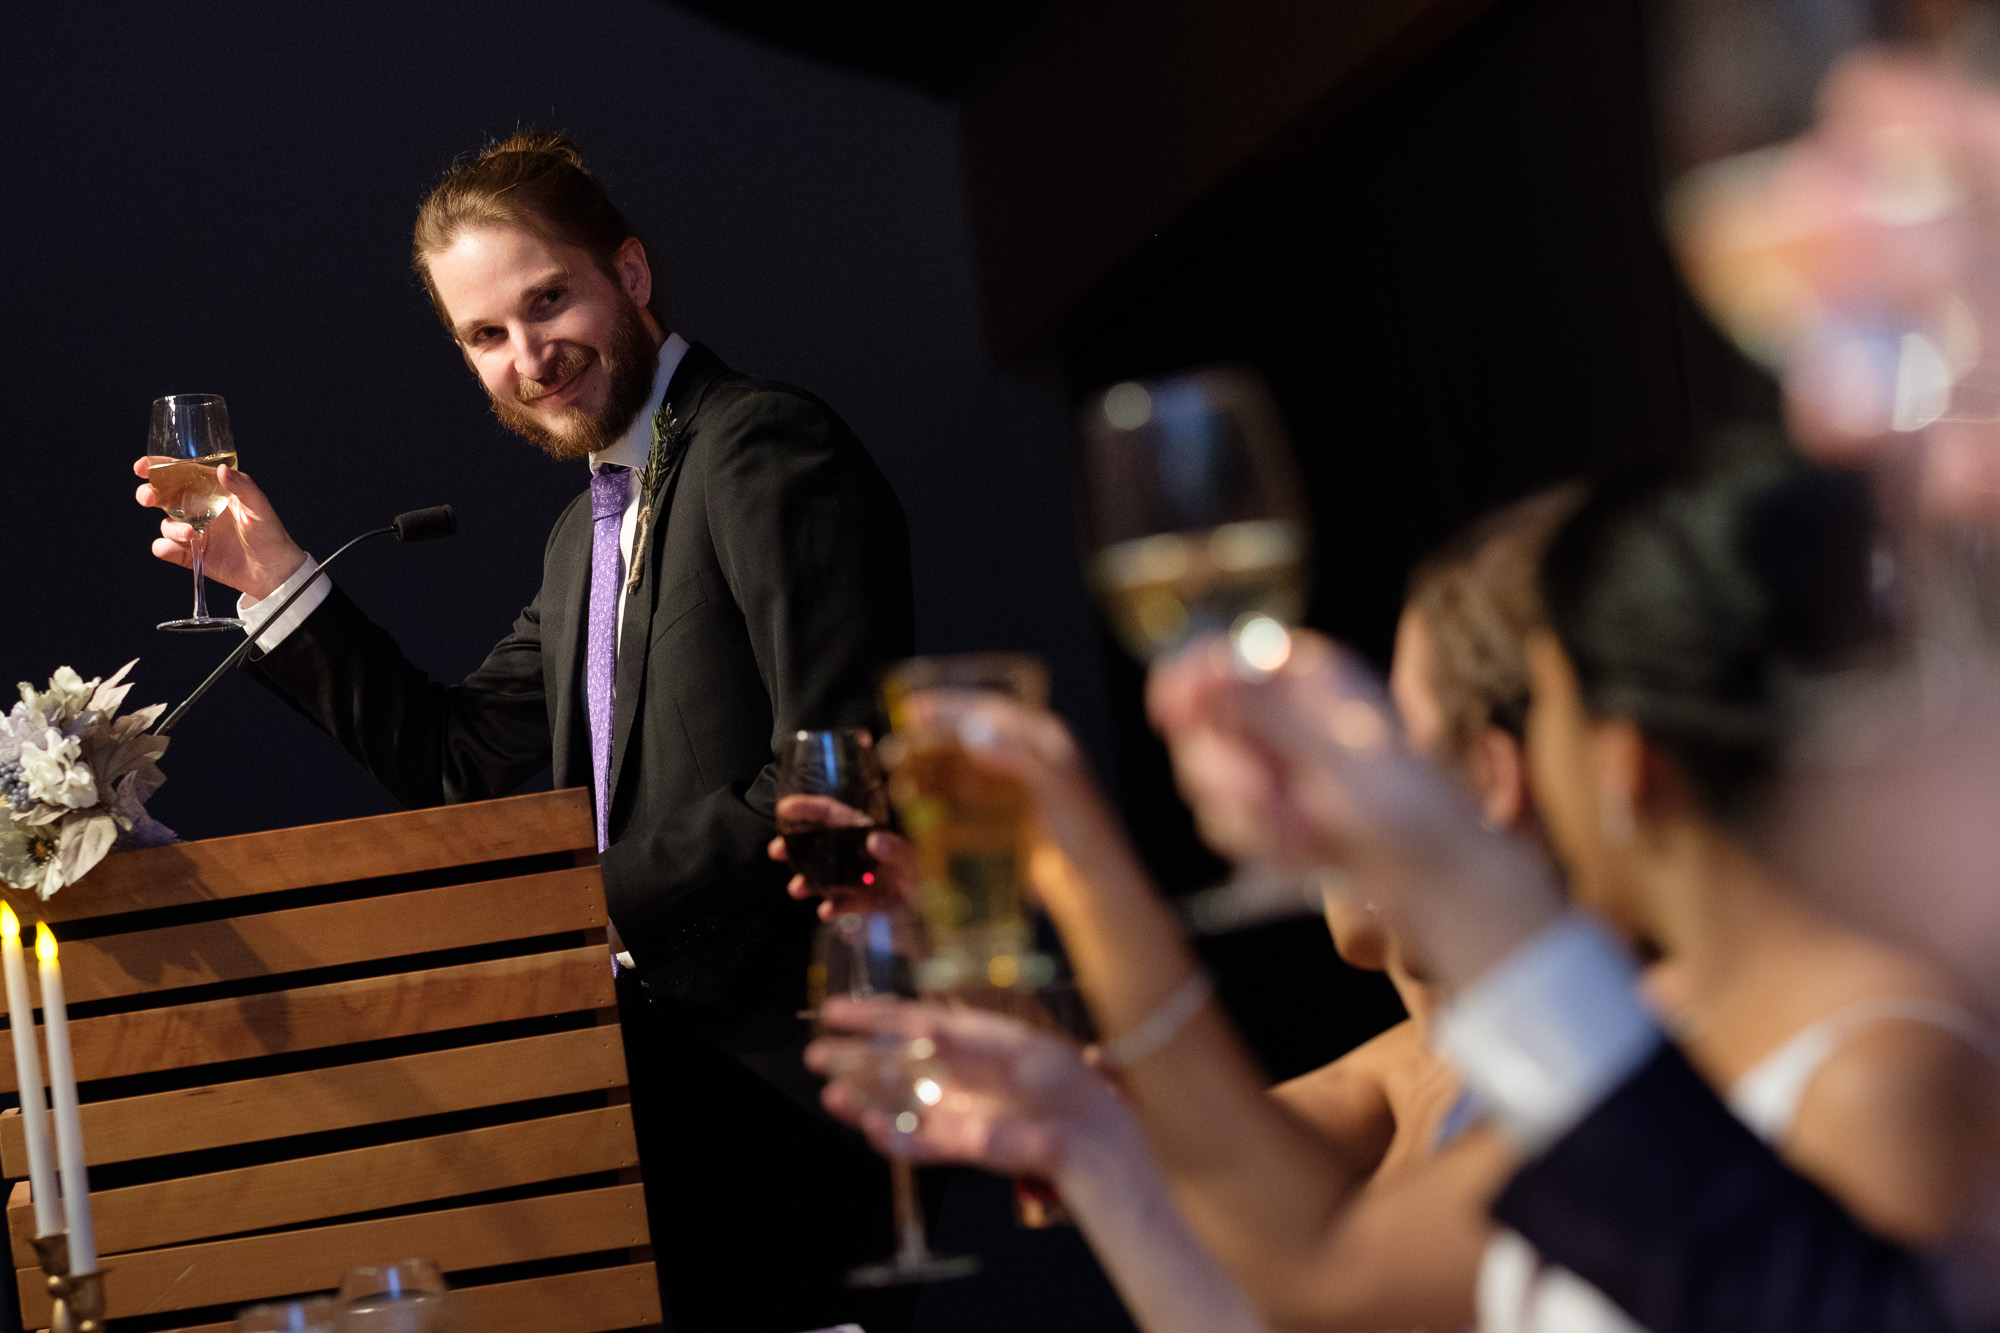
(0, 907, 59, 1236)
(35, 924, 93, 1273)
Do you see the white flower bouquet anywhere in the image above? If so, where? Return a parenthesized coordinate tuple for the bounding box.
(0, 662, 176, 899)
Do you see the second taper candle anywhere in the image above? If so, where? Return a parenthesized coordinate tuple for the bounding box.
(35, 924, 93, 1274)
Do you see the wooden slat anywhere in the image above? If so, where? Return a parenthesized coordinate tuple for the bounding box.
(1, 1027, 629, 1175)
(9, 1107, 638, 1265)
(22, 789, 593, 924)
(16, 1183, 650, 1324)
(0, 947, 614, 1093)
(149, 1262, 663, 1333)
(43, 865, 605, 1005)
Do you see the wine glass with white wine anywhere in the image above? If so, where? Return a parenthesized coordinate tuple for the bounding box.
(1079, 366, 1339, 929)
(148, 393, 243, 632)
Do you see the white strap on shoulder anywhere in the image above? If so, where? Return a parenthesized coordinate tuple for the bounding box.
(1727, 995, 2000, 1143)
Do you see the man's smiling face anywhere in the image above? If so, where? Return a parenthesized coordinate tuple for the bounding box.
(429, 225, 662, 460)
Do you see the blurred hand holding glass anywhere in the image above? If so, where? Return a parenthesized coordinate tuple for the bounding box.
(1655, 1, 2000, 520)
(148, 393, 244, 632)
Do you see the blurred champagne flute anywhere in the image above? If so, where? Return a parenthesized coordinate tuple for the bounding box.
(148, 393, 243, 632)
(1079, 366, 1338, 930)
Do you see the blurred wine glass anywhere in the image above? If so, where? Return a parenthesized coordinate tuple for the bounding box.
(1078, 367, 1336, 930)
(148, 393, 244, 632)
(1079, 367, 1309, 670)
(337, 1259, 458, 1333)
(812, 908, 978, 1288)
(1653, 2, 2000, 489)
(233, 1297, 337, 1333)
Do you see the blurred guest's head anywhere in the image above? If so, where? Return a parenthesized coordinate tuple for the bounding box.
(1526, 440, 1875, 935)
(1394, 484, 1584, 827)
(1339, 485, 1581, 987)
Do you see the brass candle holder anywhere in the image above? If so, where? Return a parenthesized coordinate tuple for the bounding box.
(29, 1233, 105, 1333)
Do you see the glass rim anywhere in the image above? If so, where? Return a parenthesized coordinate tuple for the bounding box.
(882, 652, 1049, 696)
(153, 392, 228, 409)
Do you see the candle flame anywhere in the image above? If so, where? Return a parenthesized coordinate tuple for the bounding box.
(34, 923, 56, 964)
(0, 905, 16, 942)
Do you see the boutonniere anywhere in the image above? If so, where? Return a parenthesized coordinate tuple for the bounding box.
(627, 403, 686, 591)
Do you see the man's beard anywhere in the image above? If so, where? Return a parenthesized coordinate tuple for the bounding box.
(490, 296, 658, 461)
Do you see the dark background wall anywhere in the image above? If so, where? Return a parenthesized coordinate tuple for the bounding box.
(3, 0, 1771, 1329)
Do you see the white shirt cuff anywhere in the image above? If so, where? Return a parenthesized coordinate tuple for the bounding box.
(1433, 913, 1662, 1155)
(238, 555, 328, 654)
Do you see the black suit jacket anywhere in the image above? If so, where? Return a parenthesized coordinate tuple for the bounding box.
(1494, 1042, 1957, 1333)
(251, 341, 915, 1043)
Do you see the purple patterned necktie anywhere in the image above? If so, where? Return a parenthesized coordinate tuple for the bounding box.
(587, 464, 630, 854)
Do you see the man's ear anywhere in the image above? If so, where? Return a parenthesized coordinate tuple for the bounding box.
(613, 236, 653, 310)
(1469, 726, 1528, 830)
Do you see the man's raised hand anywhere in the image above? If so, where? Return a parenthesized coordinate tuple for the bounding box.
(135, 457, 307, 601)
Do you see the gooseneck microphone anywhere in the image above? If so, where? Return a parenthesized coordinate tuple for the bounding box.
(155, 505, 456, 735)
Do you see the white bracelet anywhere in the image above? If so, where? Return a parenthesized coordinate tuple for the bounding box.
(1100, 970, 1214, 1069)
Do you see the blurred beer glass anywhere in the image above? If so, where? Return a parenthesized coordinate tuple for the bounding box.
(881, 653, 1053, 1008)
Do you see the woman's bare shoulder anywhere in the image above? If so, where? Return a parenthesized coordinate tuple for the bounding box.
(1271, 1020, 1424, 1160)
(1788, 1001, 2000, 1242)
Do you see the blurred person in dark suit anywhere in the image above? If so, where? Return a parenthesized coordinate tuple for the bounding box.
(135, 133, 917, 1333)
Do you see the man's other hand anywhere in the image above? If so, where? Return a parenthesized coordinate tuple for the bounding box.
(135, 457, 307, 601)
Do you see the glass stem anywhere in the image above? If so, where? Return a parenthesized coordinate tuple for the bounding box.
(891, 1158, 928, 1267)
(190, 529, 211, 621)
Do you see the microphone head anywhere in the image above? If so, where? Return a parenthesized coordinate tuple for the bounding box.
(393, 505, 457, 542)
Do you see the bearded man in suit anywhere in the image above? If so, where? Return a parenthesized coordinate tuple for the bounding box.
(135, 133, 918, 1333)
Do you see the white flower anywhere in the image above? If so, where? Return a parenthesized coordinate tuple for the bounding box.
(19, 729, 97, 810)
(0, 819, 56, 895)
(18, 667, 95, 727)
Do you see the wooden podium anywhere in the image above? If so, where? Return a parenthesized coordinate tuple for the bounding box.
(0, 789, 663, 1332)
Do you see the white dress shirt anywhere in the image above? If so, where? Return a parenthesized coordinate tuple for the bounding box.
(1431, 912, 1662, 1155)
(239, 333, 690, 654)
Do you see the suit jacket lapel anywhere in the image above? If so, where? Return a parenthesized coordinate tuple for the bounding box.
(604, 342, 727, 806)
(544, 499, 592, 791)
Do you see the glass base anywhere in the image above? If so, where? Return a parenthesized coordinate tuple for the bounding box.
(158, 616, 244, 632)
(845, 1251, 979, 1289)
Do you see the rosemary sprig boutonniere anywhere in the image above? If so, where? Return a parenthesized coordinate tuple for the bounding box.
(627, 403, 685, 591)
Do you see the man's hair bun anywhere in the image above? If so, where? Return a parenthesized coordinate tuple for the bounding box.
(479, 131, 589, 173)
